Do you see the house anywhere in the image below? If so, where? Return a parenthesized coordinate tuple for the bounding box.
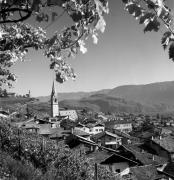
(87, 150, 112, 164)
(91, 131, 122, 149)
(87, 149, 138, 174)
(119, 165, 167, 180)
(74, 123, 90, 133)
(157, 162, 174, 179)
(96, 113, 108, 121)
(49, 128, 71, 144)
(86, 123, 105, 135)
(147, 136, 174, 161)
(72, 129, 91, 139)
(59, 110, 78, 121)
(159, 127, 173, 136)
(38, 124, 61, 137)
(100, 152, 138, 174)
(7, 92, 16, 97)
(22, 123, 40, 133)
(105, 120, 133, 133)
(113, 129, 140, 144)
(75, 122, 105, 135)
(117, 144, 168, 166)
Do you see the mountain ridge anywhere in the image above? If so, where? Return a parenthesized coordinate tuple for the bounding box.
(36, 80, 174, 113)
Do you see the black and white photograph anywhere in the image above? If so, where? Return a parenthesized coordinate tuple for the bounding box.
(0, 0, 174, 179)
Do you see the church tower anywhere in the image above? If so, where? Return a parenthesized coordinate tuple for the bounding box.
(51, 81, 59, 117)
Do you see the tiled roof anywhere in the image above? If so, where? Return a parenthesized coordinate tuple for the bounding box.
(38, 124, 60, 135)
(105, 120, 132, 127)
(73, 129, 90, 136)
(91, 131, 121, 141)
(126, 165, 164, 180)
(22, 123, 40, 129)
(87, 150, 112, 163)
(119, 145, 167, 166)
(100, 153, 138, 166)
(153, 136, 174, 153)
(163, 162, 174, 178)
(86, 123, 104, 128)
(112, 129, 131, 138)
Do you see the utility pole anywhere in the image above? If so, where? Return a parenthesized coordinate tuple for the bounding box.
(94, 163, 98, 180)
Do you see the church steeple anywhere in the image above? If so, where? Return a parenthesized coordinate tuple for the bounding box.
(51, 81, 59, 117)
(51, 81, 56, 96)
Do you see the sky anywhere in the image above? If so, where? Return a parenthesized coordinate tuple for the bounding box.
(9, 0, 174, 97)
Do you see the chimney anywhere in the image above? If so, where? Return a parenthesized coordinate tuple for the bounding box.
(152, 155, 155, 161)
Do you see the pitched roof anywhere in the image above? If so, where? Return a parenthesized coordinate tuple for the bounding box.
(38, 124, 60, 135)
(91, 131, 121, 141)
(75, 123, 86, 128)
(86, 123, 104, 128)
(22, 123, 40, 129)
(105, 120, 132, 127)
(126, 165, 164, 180)
(100, 153, 138, 166)
(73, 129, 90, 136)
(153, 136, 174, 153)
(118, 145, 167, 166)
(87, 150, 112, 163)
(163, 162, 174, 178)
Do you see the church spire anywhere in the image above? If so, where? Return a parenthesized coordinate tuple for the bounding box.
(51, 81, 56, 96)
(51, 81, 59, 117)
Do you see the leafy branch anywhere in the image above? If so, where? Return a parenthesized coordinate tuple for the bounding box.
(122, 0, 174, 61)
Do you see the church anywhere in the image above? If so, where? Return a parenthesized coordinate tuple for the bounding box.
(50, 82, 78, 121)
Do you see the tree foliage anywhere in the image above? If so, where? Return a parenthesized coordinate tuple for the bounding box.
(0, 0, 109, 87)
(122, 0, 174, 61)
(0, 120, 115, 180)
(1, 0, 174, 88)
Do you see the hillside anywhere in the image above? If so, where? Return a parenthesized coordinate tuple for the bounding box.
(37, 89, 110, 102)
(0, 97, 36, 112)
(58, 81, 174, 113)
(60, 94, 169, 114)
(108, 81, 174, 106)
(2, 81, 174, 114)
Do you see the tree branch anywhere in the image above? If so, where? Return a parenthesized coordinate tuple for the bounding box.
(0, 8, 32, 24)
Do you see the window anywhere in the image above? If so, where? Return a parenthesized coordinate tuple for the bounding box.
(115, 169, 120, 173)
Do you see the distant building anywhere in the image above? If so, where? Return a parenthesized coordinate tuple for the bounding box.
(25, 90, 31, 98)
(7, 92, 16, 97)
(59, 110, 78, 121)
(147, 136, 174, 162)
(91, 131, 122, 149)
(74, 122, 105, 135)
(105, 120, 133, 133)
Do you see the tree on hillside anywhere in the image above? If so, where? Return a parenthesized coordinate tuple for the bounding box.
(1, 0, 174, 88)
(0, 0, 109, 87)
